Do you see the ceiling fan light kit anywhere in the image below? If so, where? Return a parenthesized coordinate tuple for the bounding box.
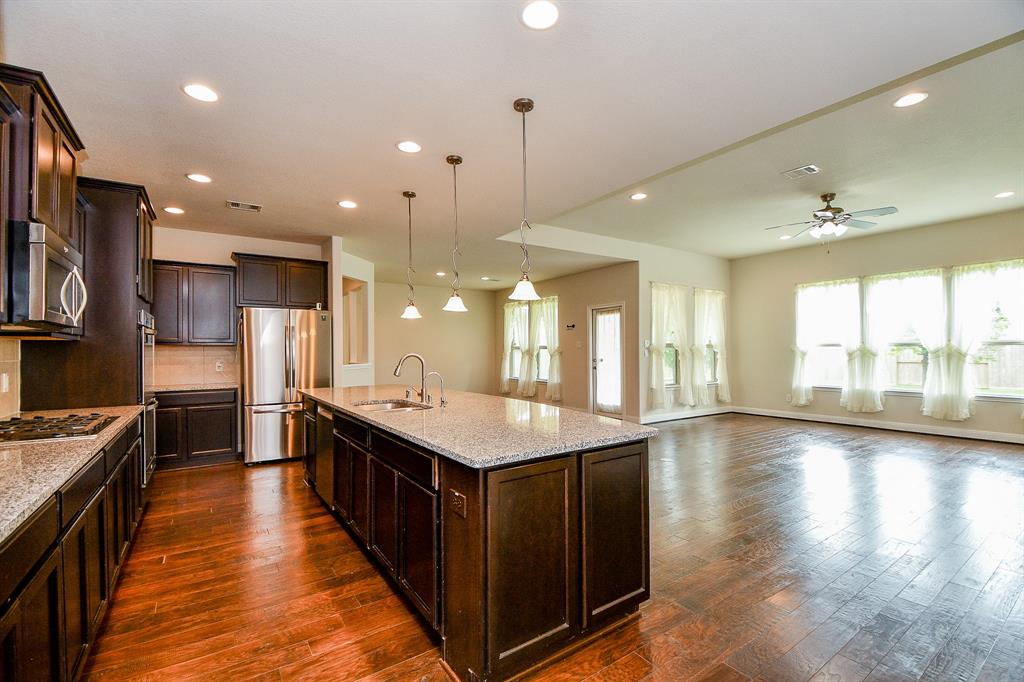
(765, 192, 898, 242)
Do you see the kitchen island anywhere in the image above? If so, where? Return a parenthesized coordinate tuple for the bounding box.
(300, 386, 657, 682)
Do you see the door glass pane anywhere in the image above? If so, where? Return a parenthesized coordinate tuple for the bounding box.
(594, 307, 622, 414)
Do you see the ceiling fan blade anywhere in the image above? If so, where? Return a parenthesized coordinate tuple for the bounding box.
(764, 220, 815, 231)
(845, 219, 877, 229)
(791, 223, 817, 238)
(848, 206, 898, 218)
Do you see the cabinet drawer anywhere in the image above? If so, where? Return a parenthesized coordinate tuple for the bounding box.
(157, 389, 236, 407)
(104, 428, 130, 472)
(59, 453, 104, 529)
(0, 496, 58, 608)
(334, 411, 369, 448)
(371, 431, 437, 490)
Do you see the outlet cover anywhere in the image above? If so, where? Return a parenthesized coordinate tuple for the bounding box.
(215, 360, 225, 372)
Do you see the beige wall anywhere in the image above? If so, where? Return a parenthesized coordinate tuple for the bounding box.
(374, 282, 496, 395)
(730, 209, 1024, 440)
(153, 345, 240, 388)
(154, 226, 322, 265)
(495, 262, 641, 421)
(0, 340, 20, 418)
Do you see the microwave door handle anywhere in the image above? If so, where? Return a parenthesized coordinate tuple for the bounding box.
(70, 267, 88, 326)
(59, 268, 75, 319)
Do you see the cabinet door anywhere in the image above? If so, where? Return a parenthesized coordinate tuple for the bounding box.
(185, 405, 236, 459)
(56, 135, 78, 249)
(333, 434, 352, 521)
(137, 199, 153, 302)
(303, 414, 316, 486)
(18, 548, 64, 681)
(31, 95, 59, 229)
(70, 193, 87, 268)
(61, 489, 105, 681)
(153, 264, 186, 343)
(188, 266, 236, 344)
(126, 437, 143, 534)
(315, 407, 334, 506)
(349, 443, 370, 541)
(369, 457, 398, 576)
(285, 261, 326, 309)
(486, 456, 579, 676)
(236, 256, 285, 307)
(105, 456, 130, 589)
(155, 407, 186, 464)
(0, 598, 18, 680)
(581, 444, 649, 630)
(398, 475, 438, 627)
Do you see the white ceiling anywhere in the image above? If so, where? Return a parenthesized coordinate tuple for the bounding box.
(1, 1, 1020, 285)
(552, 38, 1024, 259)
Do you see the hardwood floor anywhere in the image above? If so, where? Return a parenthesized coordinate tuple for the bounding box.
(83, 415, 1024, 681)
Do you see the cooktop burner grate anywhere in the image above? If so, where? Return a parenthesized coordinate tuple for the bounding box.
(0, 413, 118, 443)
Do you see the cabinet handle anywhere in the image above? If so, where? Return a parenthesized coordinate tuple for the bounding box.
(70, 266, 88, 326)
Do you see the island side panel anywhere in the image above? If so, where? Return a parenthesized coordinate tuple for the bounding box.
(580, 441, 650, 630)
(440, 457, 487, 681)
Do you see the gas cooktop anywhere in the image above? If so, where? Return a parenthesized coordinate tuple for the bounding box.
(0, 412, 118, 444)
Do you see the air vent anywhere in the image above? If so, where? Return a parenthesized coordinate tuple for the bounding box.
(225, 200, 263, 213)
(781, 164, 821, 180)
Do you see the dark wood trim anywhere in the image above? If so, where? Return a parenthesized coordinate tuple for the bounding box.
(0, 63, 84, 149)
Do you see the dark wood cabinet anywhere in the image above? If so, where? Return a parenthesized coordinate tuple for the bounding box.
(314, 406, 334, 507)
(57, 133, 80, 252)
(303, 411, 316, 487)
(137, 197, 154, 303)
(581, 444, 650, 630)
(61, 488, 106, 681)
(17, 548, 64, 681)
(104, 455, 130, 590)
(31, 95, 62, 232)
(369, 457, 399, 576)
(332, 434, 352, 522)
(398, 475, 438, 627)
(0, 85, 16, 323)
(153, 261, 236, 345)
(0, 596, 18, 679)
(156, 390, 239, 469)
(349, 443, 370, 541)
(232, 253, 327, 309)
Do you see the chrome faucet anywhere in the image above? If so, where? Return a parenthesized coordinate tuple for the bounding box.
(394, 353, 426, 402)
(425, 371, 447, 407)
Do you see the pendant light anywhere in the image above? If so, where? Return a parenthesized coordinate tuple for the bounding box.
(509, 97, 541, 301)
(442, 155, 469, 313)
(400, 190, 422, 319)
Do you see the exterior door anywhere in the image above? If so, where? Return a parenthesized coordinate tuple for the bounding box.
(590, 305, 624, 417)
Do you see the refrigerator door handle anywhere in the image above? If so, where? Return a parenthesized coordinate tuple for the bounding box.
(253, 407, 303, 415)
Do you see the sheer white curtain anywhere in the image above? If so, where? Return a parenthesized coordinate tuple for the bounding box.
(594, 307, 622, 414)
(691, 291, 711, 407)
(649, 283, 691, 409)
(499, 303, 517, 393)
(792, 279, 858, 406)
(518, 301, 541, 397)
(843, 278, 883, 413)
(696, 288, 729, 403)
(540, 297, 562, 401)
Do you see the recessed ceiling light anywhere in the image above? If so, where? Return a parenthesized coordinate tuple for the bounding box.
(396, 140, 422, 154)
(182, 84, 218, 102)
(629, 192, 647, 201)
(893, 92, 928, 108)
(994, 191, 1015, 199)
(163, 207, 185, 215)
(521, 1, 559, 30)
(337, 200, 358, 208)
(779, 235, 792, 240)
(435, 271, 446, 277)
(186, 173, 212, 183)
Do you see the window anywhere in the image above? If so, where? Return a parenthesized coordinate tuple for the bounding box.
(537, 316, 550, 382)
(793, 279, 860, 395)
(967, 264, 1024, 397)
(704, 343, 719, 383)
(664, 343, 679, 386)
(501, 297, 560, 399)
(507, 302, 529, 380)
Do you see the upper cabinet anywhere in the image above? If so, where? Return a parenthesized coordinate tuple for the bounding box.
(153, 261, 237, 345)
(0, 64, 85, 244)
(137, 197, 154, 302)
(233, 253, 328, 309)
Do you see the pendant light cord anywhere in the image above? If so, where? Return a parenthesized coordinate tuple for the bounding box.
(519, 109, 532, 275)
(406, 194, 415, 303)
(450, 162, 462, 293)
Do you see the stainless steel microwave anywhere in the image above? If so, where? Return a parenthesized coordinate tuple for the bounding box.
(6, 221, 88, 332)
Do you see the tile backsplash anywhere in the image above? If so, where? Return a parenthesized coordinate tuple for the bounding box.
(154, 345, 240, 387)
(0, 339, 19, 418)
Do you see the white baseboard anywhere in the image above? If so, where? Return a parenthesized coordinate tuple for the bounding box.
(641, 406, 733, 424)
(730, 406, 1024, 445)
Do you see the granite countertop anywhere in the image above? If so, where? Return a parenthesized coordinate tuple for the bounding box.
(300, 386, 658, 469)
(152, 382, 239, 393)
(0, 405, 144, 545)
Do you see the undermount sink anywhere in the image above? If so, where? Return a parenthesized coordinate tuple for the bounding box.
(354, 399, 432, 413)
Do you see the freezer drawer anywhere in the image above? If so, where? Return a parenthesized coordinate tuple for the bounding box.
(244, 404, 303, 464)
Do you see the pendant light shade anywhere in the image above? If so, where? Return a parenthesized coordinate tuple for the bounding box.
(509, 274, 540, 301)
(509, 97, 540, 301)
(442, 293, 469, 312)
(401, 190, 421, 320)
(444, 154, 469, 312)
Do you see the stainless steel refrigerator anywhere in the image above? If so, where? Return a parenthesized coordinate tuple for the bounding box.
(241, 308, 332, 464)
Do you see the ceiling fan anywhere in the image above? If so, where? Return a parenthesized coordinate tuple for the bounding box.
(764, 193, 898, 240)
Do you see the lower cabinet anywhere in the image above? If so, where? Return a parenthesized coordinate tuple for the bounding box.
(302, 411, 316, 487)
(155, 390, 238, 470)
(17, 549, 65, 681)
(368, 457, 399, 575)
(398, 476, 438, 627)
(105, 453, 131, 589)
(61, 489, 106, 681)
(332, 434, 351, 522)
(349, 443, 369, 541)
